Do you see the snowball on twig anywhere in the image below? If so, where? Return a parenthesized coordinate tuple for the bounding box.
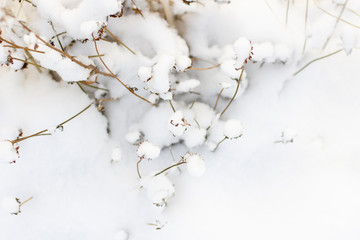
(137, 141, 160, 159)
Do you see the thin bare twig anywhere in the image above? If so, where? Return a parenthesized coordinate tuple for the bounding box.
(104, 27, 136, 55)
(11, 103, 93, 144)
(320, 0, 349, 50)
(302, 0, 309, 54)
(285, 0, 290, 25)
(189, 63, 220, 71)
(213, 88, 224, 111)
(293, 49, 343, 76)
(19, 21, 113, 78)
(213, 137, 228, 152)
(169, 100, 176, 112)
(92, 34, 152, 105)
(220, 66, 245, 117)
(137, 157, 143, 178)
(19, 196, 33, 208)
(0, 36, 45, 54)
(154, 161, 186, 176)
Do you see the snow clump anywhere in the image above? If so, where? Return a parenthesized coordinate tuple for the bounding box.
(1, 196, 19, 214)
(140, 173, 175, 207)
(233, 37, 252, 69)
(125, 131, 142, 144)
(0, 140, 18, 163)
(223, 119, 243, 139)
(114, 229, 128, 240)
(168, 111, 190, 137)
(137, 141, 161, 159)
(184, 153, 206, 177)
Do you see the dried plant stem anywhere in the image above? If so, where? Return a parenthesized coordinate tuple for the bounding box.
(189, 63, 220, 71)
(213, 137, 228, 152)
(321, 0, 349, 50)
(80, 82, 109, 92)
(302, 0, 309, 54)
(220, 66, 245, 117)
(24, 50, 42, 72)
(161, 0, 174, 27)
(97, 98, 116, 111)
(76, 82, 87, 94)
(12, 57, 43, 68)
(92, 34, 152, 105)
(154, 161, 186, 176)
(104, 27, 136, 55)
(19, 21, 113, 78)
(49, 21, 65, 52)
(88, 54, 105, 58)
(11, 129, 48, 144)
(346, 8, 360, 17)
(315, 2, 359, 29)
(11, 103, 93, 144)
(0, 37, 45, 54)
(285, 0, 290, 25)
(137, 157, 144, 178)
(293, 49, 342, 76)
(169, 100, 176, 112)
(213, 88, 224, 110)
(19, 196, 33, 208)
(190, 57, 217, 65)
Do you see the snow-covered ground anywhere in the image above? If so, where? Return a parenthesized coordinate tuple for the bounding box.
(1, 0, 360, 239)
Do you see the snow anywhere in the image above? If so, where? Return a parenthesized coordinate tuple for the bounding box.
(182, 127, 206, 148)
(184, 153, 205, 177)
(33, 0, 122, 40)
(137, 141, 160, 159)
(114, 229, 128, 240)
(219, 82, 233, 89)
(1, 0, 360, 239)
(223, 119, 243, 139)
(175, 79, 200, 93)
(29, 40, 92, 82)
(0, 140, 18, 163)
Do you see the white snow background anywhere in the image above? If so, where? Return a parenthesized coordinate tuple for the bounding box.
(0, 0, 360, 239)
